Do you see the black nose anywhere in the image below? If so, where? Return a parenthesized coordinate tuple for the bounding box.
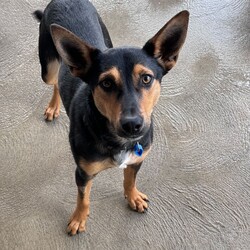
(120, 116, 143, 135)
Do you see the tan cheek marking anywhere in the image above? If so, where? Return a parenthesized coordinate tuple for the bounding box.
(94, 66, 122, 127)
(132, 64, 160, 123)
(79, 158, 116, 176)
(93, 87, 121, 128)
(140, 80, 161, 123)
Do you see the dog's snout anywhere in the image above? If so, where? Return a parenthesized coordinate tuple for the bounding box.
(120, 116, 143, 135)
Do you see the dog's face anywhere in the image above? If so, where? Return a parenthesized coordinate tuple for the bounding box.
(51, 11, 189, 139)
(90, 48, 163, 139)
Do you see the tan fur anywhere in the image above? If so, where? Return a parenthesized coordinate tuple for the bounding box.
(140, 80, 161, 123)
(93, 67, 122, 128)
(98, 67, 121, 86)
(44, 84, 61, 121)
(123, 166, 149, 212)
(123, 148, 151, 212)
(130, 147, 151, 165)
(67, 180, 92, 235)
(133, 64, 154, 87)
(43, 60, 60, 85)
(79, 158, 116, 176)
(79, 147, 150, 176)
(132, 64, 161, 124)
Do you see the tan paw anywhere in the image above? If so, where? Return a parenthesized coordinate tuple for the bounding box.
(67, 209, 89, 236)
(125, 188, 149, 213)
(44, 103, 60, 121)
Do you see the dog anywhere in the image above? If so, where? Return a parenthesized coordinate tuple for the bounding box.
(33, 0, 189, 236)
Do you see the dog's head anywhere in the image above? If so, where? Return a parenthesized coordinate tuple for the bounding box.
(51, 11, 189, 140)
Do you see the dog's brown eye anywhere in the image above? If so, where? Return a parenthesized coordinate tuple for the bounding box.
(141, 74, 153, 85)
(100, 80, 113, 89)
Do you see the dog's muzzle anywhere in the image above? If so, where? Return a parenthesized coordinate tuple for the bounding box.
(119, 115, 144, 138)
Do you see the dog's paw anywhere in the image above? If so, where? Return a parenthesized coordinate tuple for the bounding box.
(125, 188, 149, 213)
(67, 209, 89, 236)
(44, 103, 60, 121)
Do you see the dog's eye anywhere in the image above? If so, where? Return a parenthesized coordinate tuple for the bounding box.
(100, 79, 113, 89)
(141, 74, 153, 85)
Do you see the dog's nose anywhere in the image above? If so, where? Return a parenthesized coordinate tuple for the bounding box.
(120, 116, 143, 135)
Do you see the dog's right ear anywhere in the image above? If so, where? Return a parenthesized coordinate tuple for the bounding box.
(50, 24, 98, 78)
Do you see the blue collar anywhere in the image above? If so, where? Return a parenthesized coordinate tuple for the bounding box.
(134, 142, 143, 157)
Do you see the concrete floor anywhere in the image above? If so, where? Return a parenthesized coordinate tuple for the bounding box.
(1, 0, 250, 249)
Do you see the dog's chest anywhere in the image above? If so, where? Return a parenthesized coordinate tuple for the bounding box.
(114, 150, 138, 169)
(114, 143, 144, 169)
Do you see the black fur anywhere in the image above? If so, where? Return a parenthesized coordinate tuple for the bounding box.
(33, 10, 43, 21)
(33, 0, 189, 235)
(34, 0, 161, 163)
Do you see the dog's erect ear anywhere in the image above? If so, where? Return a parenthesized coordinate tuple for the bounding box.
(143, 10, 189, 73)
(50, 24, 98, 78)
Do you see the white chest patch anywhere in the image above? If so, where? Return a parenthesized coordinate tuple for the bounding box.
(114, 150, 139, 169)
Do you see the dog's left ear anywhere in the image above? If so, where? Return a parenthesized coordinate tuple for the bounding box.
(50, 24, 98, 78)
(143, 10, 189, 74)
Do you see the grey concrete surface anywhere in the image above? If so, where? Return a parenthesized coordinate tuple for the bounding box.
(1, 0, 250, 249)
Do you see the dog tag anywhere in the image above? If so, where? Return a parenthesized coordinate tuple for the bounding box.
(134, 143, 143, 157)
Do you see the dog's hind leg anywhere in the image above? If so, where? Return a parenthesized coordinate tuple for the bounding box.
(38, 23, 61, 121)
(44, 82, 60, 121)
(42, 58, 60, 121)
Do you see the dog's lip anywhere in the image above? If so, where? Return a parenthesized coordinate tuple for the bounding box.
(126, 134, 143, 140)
(117, 130, 144, 141)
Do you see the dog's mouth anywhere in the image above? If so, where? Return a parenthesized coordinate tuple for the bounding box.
(118, 131, 144, 141)
(117, 125, 147, 141)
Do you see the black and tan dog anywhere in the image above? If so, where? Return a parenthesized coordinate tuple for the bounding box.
(33, 0, 189, 236)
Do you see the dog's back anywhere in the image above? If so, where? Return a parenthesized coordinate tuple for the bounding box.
(34, 0, 113, 115)
(42, 0, 108, 49)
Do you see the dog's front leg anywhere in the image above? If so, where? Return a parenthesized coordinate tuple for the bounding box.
(123, 163, 149, 213)
(67, 167, 92, 236)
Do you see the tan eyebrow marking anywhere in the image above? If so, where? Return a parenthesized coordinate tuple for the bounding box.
(132, 64, 154, 87)
(98, 67, 121, 86)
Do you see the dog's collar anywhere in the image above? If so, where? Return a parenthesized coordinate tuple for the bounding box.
(120, 141, 144, 156)
(134, 142, 144, 156)
(114, 142, 144, 169)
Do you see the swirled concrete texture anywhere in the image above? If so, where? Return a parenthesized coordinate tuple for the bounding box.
(1, 0, 250, 249)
